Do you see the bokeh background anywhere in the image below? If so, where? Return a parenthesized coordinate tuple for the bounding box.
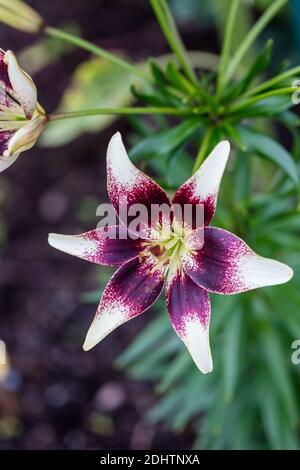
(0, 0, 299, 450)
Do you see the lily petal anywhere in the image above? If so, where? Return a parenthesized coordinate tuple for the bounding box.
(5, 114, 47, 157)
(0, 152, 20, 173)
(166, 267, 212, 373)
(4, 50, 37, 119)
(48, 226, 144, 266)
(183, 227, 293, 294)
(83, 255, 166, 350)
(0, 130, 20, 172)
(107, 132, 171, 236)
(172, 141, 230, 227)
(0, 49, 14, 102)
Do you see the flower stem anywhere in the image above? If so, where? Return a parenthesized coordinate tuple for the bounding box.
(193, 127, 213, 174)
(48, 107, 192, 121)
(224, 0, 288, 85)
(150, 0, 198, 87)
(44, 26, 149, 81)
(216, 0, 240, 98)
(228, 86, 299, 114)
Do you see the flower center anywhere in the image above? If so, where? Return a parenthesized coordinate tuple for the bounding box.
(140, 221, 195, 273)
(0, 102, 27, 131)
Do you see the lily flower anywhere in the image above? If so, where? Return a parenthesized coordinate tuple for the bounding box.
(0, 49, 47, 172)
(48, 132, 293, 373)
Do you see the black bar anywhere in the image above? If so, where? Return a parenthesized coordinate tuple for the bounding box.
(0, 450, 299, 466)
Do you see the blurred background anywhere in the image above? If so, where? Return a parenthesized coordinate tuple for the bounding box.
(0, 0, 299, 450)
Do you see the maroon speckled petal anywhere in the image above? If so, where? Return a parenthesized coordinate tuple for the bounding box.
(0, 49, 13, 101)
(48, 226, 144, 266)
(166, 267, 212, 373)
(107, 133, 171, 236)
(172, 141, 230, 227)
(183, 227, 293, 294)
(83, 255, 166, 350)
(0, 130, 13, 158)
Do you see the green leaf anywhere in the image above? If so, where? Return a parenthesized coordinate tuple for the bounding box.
(129, 118, 202, 162)
(149, 58, 166, 87)
(231, 96, 292, 119)
(158, 352, 190, 392)
(259, 326, 298, 426)
(222, 307, 243, 401)
(116, 311, 170, 368)
(166, 146, 194, 187)
(130, 84, 166, 107)
(258, 373, 284, 450)
(224, 39, 273, 101)
(40, 57, 136, 146)
(221, 123, 247, 151)
(165, 61, 196, 94)
(238, 126, 299, 185)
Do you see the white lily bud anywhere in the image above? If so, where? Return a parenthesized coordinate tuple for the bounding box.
(0, 0, 43, 33)
(5, 114, 48, 157)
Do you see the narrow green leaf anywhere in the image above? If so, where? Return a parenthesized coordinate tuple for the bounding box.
(238, 126, 299, 185)
(222, 307, 243, 401)
(130, 118, 202, 162)
(223, 39, 273, 100)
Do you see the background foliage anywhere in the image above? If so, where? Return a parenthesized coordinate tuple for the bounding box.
(1, 0, 300, 450)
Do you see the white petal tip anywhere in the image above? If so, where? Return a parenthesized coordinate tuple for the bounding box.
(108, 131, 123, 148)
(281, 264, 294, 283)
(107, 132, 126, 162)
(83, 326, 102, 351)
(83, 340, 92, 352)
(193, 355, 213, 374)
(83, 331, 94, 351)
(48, 232, 97, 261)
(200, 363, 213, 374)
(48, 233, 66, 251)
(215, 139, 231, 160)
(184, 322, 213, 374)
(220, 139, 230, 152)
(241, 255, 294, 288)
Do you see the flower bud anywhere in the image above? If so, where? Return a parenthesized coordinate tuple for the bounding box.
(5, 114, 48, 157)
(0, 0, 43, 33)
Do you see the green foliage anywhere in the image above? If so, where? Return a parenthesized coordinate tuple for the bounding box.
(117, 215, 300, 449)
(113, 0, 300, 450)
(19, 0, 300, 451)
(41, 57, 136, 146)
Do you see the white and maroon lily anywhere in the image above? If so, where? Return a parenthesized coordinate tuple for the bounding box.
(48, 132, 293, 373)
(0, 49, 47, 172)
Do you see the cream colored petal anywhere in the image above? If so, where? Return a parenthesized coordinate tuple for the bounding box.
(5, 115, 47, 157)
(0, 152, 20, 172)
(4, 50, 37, 119)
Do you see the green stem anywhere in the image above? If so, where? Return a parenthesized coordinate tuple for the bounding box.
(228, 86, 299, 113)
(216, 0, 240, 98)
(193, 127, 213, 174)
(150, 0, 198, 86)
(44, 26, 149, 81)
(245, 66, 300, 97)
(224, 0, 288, 85)
(48, 106, 192, 121)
